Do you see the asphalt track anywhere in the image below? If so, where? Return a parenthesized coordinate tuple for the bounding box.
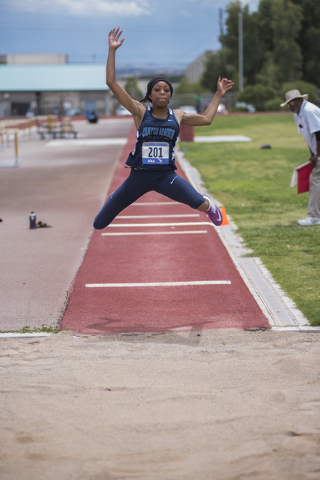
(61, 125, 269, 334)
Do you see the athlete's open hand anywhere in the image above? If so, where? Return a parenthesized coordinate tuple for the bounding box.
(217, 77, 234, 96)
(108, 27, 125, 50)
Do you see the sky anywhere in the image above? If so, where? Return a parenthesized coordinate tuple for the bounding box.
(0, 0, 259, 69)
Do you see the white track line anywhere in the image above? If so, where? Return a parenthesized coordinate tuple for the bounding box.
(86, 281, 231, 288)
(194, 135, 251, 143)
(102, 230, 208, 236)
(108, 222, 212, 227)
(45, 138, 127, 147)
(117, 214, 200, 218)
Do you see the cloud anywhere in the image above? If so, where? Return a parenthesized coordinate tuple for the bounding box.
(181, 10, 193, 17)
(3, 0, 151, 17)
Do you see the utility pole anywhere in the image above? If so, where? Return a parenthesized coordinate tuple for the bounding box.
(238, 13, 243, 91)
(219, 8, 224, 48)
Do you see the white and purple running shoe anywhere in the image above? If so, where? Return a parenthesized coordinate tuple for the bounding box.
(202, 194, 223, 226)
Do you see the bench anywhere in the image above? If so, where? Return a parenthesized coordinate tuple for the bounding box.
(37, 117, 78, 140)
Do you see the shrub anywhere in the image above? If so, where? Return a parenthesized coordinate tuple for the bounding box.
(280, 81, 318, 105)
(230, 105, 249, 113)
(264, 97, 283, 111)
(237, 84, 276, 111)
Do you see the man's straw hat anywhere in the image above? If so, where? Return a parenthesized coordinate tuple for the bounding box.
(280, 89, 309, 107)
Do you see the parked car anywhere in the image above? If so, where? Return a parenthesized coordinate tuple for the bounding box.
(65, 108, 82, 116)
(25, 109, 34, 118)
(234, 102, 256, 112)
(116, 105, 131, 116)
(179, 105, 198, 114)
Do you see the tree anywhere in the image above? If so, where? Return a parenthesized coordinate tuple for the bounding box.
(271, 0, 303, 84)
(175, 76, 208, 95)
(255, 0, 275, 55)
(124, 77, 142, 100)
(304, 27, 320, 85)
(255, 53, 280, 89)
(291, 0, 320, 84)
(204, 0, 320, 93)
(219, 1, 264, 85)
(200, 50, 232, 92)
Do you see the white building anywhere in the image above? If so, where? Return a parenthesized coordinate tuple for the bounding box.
(0, 53, 68, 65)
(0, 64, 110, 117)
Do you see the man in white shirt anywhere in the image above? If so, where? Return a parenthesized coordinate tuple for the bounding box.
(281, 89, 320, 225)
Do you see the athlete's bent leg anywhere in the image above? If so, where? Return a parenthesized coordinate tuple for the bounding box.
(154, 172, 222, 226)
(155, 172, 205, 209)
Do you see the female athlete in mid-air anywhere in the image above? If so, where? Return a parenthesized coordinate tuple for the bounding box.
(93, 27, 234, 230)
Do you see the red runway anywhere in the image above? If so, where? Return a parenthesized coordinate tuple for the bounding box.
(61, 126, 269, 334)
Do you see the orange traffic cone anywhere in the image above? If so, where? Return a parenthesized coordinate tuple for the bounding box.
(220, 206, 229, 225)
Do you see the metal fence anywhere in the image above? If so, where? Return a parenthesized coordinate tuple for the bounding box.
(170, 92, 239, 112)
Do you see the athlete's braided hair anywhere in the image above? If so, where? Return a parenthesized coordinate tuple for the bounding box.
(140, 76, 173, 103)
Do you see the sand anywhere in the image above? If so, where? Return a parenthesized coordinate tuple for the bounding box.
(1, 328, 320, 480)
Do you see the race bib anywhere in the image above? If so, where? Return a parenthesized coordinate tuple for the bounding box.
(142, 142, 169, 165)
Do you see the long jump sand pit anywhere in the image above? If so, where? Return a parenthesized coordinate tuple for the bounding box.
(1, 328, 320, 480)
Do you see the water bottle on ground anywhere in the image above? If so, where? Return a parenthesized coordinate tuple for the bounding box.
(29, 211, 36, 229)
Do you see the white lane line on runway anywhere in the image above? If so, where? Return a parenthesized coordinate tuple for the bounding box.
(86, 281, 231, 288)
(45, 138, 127, 147)
(117, 214, 200, 218)
(108, 222, 212, 227)
(102, 230, 208, 236)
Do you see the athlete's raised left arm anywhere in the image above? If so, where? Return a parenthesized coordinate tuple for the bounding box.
(176, 77, 234, 126)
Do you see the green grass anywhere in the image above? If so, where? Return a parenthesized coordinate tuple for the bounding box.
(181, 113, 320, 325)
(0, 326, 58, 334)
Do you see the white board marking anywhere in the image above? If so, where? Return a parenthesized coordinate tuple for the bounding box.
(117, 214, 200, 218)
(101, 230, 208, 236)
(86, 281, 231, 288)
(132, 202, 181, 205)
(108, 222, 212, 227)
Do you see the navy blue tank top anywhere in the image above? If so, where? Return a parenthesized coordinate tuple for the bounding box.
(126, 106, 180, 170)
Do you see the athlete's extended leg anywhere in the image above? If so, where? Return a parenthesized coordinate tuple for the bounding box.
(154, 171, 222, 226)
(93, 169, 151, 229)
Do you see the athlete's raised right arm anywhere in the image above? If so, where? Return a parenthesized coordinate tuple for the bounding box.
(107, 28, 145, 125)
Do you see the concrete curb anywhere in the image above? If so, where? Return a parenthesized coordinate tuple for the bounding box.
(0, 333, 52, 339)
(272, 326, 320, 333)
(176, 149, 310, 329)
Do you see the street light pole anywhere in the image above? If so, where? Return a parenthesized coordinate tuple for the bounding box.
(238, 13, 243, 91)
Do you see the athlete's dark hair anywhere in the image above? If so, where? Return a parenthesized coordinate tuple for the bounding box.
(140, 76, 173, 103)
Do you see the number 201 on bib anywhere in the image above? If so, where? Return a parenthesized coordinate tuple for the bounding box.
(142, 142, 170, 165)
